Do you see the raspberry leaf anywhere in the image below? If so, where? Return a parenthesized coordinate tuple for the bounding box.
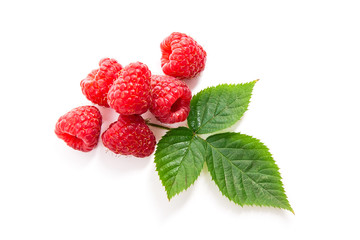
(187, 81, 257, 134)
(205, 132, 293, 213)
(155, 127, 207, 200)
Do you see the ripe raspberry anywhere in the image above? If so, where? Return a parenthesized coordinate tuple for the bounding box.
(150, 75, 192, 124)
(107, 62, 151, 115)
(81, 58, 123, 107)
(161, 32, 206, 79)
(102, 115, 156, 158)
(55, 106, 102, 152)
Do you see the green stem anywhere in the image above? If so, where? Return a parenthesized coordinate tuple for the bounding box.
(146, 122, 172, 131)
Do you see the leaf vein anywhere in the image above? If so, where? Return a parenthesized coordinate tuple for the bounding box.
(167, 134, 196, 196)
(207, 141, 288, 208)
(195, 93, 251, 133)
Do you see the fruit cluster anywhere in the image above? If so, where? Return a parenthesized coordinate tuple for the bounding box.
(55, 32, 206, 157)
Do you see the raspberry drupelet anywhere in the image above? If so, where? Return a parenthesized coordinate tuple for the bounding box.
(161, 32, 206, 79)
(55, 106, 102, 152)
(80, 58, 123, 107)
(150, 75, 192, 124)
(102, 115, 156, 158)
(107, 62, 151, 115)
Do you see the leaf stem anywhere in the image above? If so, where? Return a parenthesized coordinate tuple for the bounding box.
(146, 122, 172, 131)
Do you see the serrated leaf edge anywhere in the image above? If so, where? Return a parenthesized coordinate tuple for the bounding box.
(188, 80, 258, 134)
(154, 128, 206, 200)
(205, 132, 294, 214)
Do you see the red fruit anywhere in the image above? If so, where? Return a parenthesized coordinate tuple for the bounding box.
(150, 75, 192, 124)
(81, 58, 123, 107)
(161, 32, 206, 79)
(102, 115, 156, 158)
(55, 106, 102, 152)
(107, 62, 151, 115)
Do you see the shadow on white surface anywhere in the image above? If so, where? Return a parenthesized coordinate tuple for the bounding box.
(53, 139, 97, 168)
(147, 164, 195, 220)
(185, 73, 202, 90)
(99, 150, 152, 173)
(98, 106, 118, 128)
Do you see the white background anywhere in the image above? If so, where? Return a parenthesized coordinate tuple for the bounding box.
(1, 0, 359, 239)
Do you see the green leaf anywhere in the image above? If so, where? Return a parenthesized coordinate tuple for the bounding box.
(155, 127, 207, 200)
(187, 81, 257, 134)
(205, 132, 293, 213)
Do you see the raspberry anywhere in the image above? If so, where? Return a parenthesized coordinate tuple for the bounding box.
(107, 62, 151, 115)
(161, 32, 206, 79)
(55, 106, 102, 152)
(150, 75, 192, 124)
(81, 58, 123, 107)
(102, 115, 156, 158)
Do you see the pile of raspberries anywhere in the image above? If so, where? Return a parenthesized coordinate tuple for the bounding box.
(55, 32, 206, 157)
